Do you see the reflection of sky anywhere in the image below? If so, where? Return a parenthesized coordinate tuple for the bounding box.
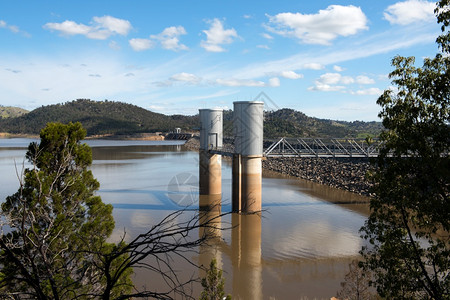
(91, 143, 200, 210)
(262, 206, 364, 260)
(0, 146, 32, 201)
(0, 138, 38, 148)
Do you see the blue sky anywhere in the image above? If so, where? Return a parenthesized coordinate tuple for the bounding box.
(0, 0, 442, 121)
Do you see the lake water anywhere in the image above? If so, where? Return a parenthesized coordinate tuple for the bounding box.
(0, 139, 370, 299)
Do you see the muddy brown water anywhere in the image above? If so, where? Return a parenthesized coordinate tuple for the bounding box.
(0, 139, 370, 299)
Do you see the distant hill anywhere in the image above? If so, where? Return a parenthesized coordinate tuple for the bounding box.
(222, 108, 382, 139)
(0, 106, 29, 119)
(0, 99, 198, 136)
(0, 99, 382, 138)
(264, 109, 382, 138)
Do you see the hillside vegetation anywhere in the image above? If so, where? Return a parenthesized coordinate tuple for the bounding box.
(0, 99, 197, 136)
(265, 109, 382, 138)
(0, 99, 382, 138)
(223, 108, 382, 139)
(0, 106, 29, 119)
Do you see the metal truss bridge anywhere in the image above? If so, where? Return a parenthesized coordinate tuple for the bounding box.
(209, 137, 381, 158)
(263, 137, 380, 158)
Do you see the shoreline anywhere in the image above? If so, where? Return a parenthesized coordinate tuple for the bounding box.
(0, 134, 373, 198)
(184, 137, 373, 198)
(85, 133, 165, 141)
(0, 132, 39, 139)
(0, 132, 165, 141)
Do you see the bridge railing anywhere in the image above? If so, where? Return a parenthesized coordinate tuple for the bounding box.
(206, 137, 382, 158)
(263, 137, 381, 158)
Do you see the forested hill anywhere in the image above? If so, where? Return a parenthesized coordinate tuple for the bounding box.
(262, 109, 383, 138)
(0, 100, 382, 138)
(0, 99, 198, 136)
(222, 108, 382, 139)
(0, 106, 29, 119)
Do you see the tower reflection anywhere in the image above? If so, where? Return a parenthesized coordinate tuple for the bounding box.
(198, 195, 223, 279)
(231, 213, 262, 300)
(198, 197, 262, 299)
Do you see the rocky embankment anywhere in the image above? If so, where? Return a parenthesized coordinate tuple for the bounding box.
(263, 157, 372, 196)
(184, 137, 373, 197)
(183, 136, 201, 151)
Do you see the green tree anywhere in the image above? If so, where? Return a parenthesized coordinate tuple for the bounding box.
(360, 1, 450, 299)
(0, 122, 226, 299)
(0, 122, 132, 298)
(200, 259, 231, 300)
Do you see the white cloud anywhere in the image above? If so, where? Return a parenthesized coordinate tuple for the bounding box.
(151, 26, 188, 51)
(384, 0, 435, 25)
(8, 25, 19, 33)
(109, 40, 121, 50)
(0, 20, 30, 36)
(333, 65, 344, 72)
(156, 71, 280, 88)
(45, 20, 90, 36)
(201, 19, 238, 52)
(356, 75, 375, 84)
(268, 77, 280, 87)
(44, 16, 132, 40)
(257, 44, 270, 50)
(302, 63, 325, 70)
(148, 104, 166, 111)
(215, 77, 279, 87)
(266, 5, 368, 45)
(153, 72, 202, 87)
(318, 73, 353, 85)
(261, 33, 273, 40)
(319, 73, 341, 84)
(232, 26, 436, 80)
(309, 72, 355, 91)
(93, 16, 132, 36)
(378, 74, 390, 81)
(216, 78, 265, 87)
(129, 38, 154, 51)
(309, 73, 378, 93)
(278, 70, 303, 79)
(308, 83, 345, 92)
(169, 72, 201, 83)
(152, 80, 173, 87)
(352, 87, 383, 95)
(341, 76, 355, 84)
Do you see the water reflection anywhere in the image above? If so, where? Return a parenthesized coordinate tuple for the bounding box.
(0, 139, 370, 299)
(198, 195, 223, 281)
(231, 213, 262, 300)
(198, 194, 262, 300)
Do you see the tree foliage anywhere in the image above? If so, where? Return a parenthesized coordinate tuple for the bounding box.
(336, 260, 377, 300)
(360, 1, 450, 299)
(0, 122, 130, 298)
(199, 259, 231, 300)
(0, 122, 226, 299)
